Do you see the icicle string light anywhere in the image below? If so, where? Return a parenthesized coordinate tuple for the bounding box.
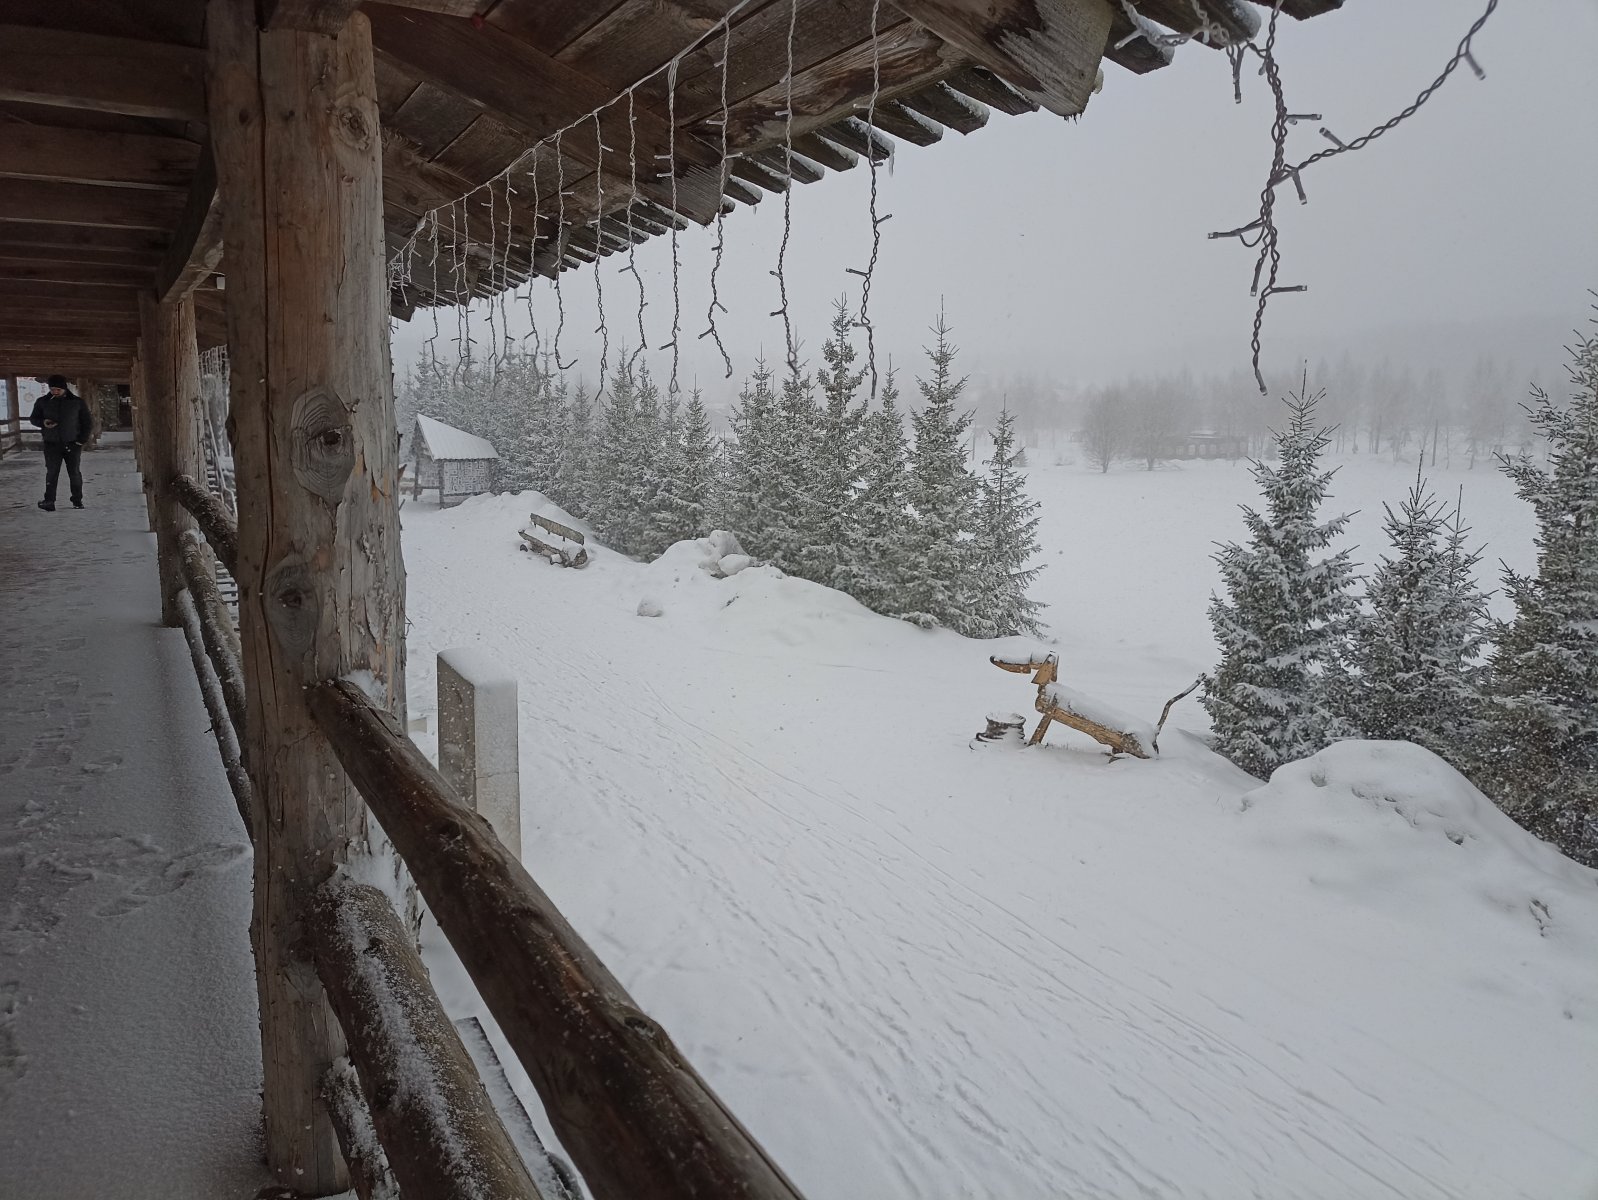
(699, 21, 734, 379)
(849, 0, 886, 401)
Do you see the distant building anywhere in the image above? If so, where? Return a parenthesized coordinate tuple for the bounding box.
(1170, 430, 1247, 460)
(411, 413, 499, 506)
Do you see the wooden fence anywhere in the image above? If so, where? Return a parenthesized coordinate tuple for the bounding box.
(170, 476, 806, 1200)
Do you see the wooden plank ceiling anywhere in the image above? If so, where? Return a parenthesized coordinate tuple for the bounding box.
(0, 0, 1343, 381)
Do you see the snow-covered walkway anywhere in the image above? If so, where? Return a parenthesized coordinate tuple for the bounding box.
(0, 439, 267, 1198)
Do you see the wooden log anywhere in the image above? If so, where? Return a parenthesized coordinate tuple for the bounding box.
(1032, 691, 1151, 759)
(321, 1059, 402, 1200)
(307, 877, 544, 1200)
(0, 25, 207, 121)
(178, 530, 247, 741)
(208, 3, 409, 1191)
(175, 588, 256, 841)
(170, 472, 240, 576)
(898, 81, 990, 135)
(306, 679, 808, 1200)
(138, 291, 203, 628)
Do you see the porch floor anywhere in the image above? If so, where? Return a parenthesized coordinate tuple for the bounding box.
(0, 436, 269, 1197)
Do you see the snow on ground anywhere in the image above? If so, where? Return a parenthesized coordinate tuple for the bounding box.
(400, 455, 1594, 1200)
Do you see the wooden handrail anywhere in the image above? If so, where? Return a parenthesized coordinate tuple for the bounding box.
(307, 679, 808, 1200)
(170, 471, 238, 575)
(178, 530, 246, 738)
(307, 876, 543, 1200)
(322, 1059, 401, 1200)
(174, 587, 254, 840)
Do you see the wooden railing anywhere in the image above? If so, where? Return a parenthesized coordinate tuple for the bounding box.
(169, 474, 807, 1200)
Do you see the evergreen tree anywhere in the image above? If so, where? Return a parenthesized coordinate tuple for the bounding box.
(800, 300, 866, 586)
(1345, 473, 1487, 766)
(1474, 328, 1598, 865)
(524, 362, 568, 498)
(1202, 384, 1359, 778)
(760, 363, 821, 572)
(836, 368, 914, 616)
(974, 406, 1046, 636)
(490, 350, 540, 494)
(720, 361, 779, 554)
(556, 381, 594, 519)
(590, 364, 638, 547)
(899, 314, 984, 633)
(655, 389, 721, 545)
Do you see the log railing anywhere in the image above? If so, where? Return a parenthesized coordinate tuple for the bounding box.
(170, 471, 238, 575)
(308, 679, 808, 1200)
(169, 473, 807, 1200)
(165, 476, 549, 1200)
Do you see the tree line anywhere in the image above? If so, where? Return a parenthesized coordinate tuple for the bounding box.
(1201, 325, 1598, 867)
(399, 303, 1045, 638)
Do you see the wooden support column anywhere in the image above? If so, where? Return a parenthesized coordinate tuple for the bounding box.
(4, 376, 18, 429)
(130, 342, 158, 531)
(80, 377, 104, 449)
(208, 1, 406, 1192)
(138, 291, 203, 626)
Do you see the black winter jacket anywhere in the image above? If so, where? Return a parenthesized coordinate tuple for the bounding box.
(29, 391, 93, 446)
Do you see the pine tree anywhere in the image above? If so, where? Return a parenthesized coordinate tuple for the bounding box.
(1202, 383, 1359, 778)
(655, 388, 721, 545)
(800, 300, 866, 586)
(556, 381, 594, 519)
(974, 406, 1046, 636)
(590, 363, 638, 548)
(1345, 473, 1487, 766)
(721, 361, 779, 556)
(1473, 326, 1598, 865)
(836, 369, 914, 616)
(524, 363, 568, 498)
(760, 363, 821, 572)
(899, 314, 984, 633)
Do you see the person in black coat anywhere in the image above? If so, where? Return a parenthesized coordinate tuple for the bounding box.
(29, 375, 93, 511)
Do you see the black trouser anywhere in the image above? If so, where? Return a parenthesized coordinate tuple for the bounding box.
(43, 442, 83, 504)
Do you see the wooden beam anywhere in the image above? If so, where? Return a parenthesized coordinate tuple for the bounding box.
(0, 224, 169, 256)
(0, 280, 142, 309)
(0, 259, 153, 288)
(0, 180, 187, 231)
(0, 125, 200, 190)
(1281, 0, 1344, 18)
(208, 3, 406, 1191)
(863, 99, 944, 146)
(898, 81, 991, 135)
(263, 0, 364, 34)
(1104, 8, 1176, 74)
(0, 26, 207, 121)
(307, 678, 810, 1200)
(887, 0, 1113, 118)
(157, 145, 224, 301)
(0, 243, 164, 269)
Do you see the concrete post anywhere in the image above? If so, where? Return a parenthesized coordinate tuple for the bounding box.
(437, 647, 522, 860)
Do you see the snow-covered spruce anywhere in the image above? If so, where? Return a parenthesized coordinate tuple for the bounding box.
(798, 299, 867, 589)
(974, 405, 1046, 637)
(1202, 383, 1359, 779)
(1343, 473, 1488, 768)
(898, 314, 985, 635)
(1473, 325, 1598, 867)
(835, 368, 915, 617)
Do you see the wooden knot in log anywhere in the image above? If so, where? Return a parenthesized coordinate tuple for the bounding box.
(265, 555, 320, 657)
(291, 387, 356, 501)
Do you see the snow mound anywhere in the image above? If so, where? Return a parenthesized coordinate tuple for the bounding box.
(1241, 740, 1598, 944)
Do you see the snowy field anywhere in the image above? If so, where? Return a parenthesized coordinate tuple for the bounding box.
(401, 453, 1597, 1200)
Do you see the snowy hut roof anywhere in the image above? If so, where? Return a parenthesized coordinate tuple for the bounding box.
(414, 414, 499, 463)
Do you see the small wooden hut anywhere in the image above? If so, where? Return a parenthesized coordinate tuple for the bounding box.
(411, 412, 499, 505)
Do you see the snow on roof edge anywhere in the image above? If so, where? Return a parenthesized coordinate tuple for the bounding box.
(415, 413, 500, 461)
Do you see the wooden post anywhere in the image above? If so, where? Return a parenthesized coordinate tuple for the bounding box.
(130, 342, 158, 531)
(80, 377, 104, 450)
(208, 1, 406, 1191)
(4, 375, 18, 430)
(437, 648, 522, 859)
(138, 290, 203, 627)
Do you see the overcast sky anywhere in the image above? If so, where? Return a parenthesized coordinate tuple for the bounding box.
(392, 0, 1598, 401)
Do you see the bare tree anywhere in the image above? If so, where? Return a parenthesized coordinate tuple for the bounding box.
(1128, 377, 1182, 471)
(1081, 389, 1127, 473)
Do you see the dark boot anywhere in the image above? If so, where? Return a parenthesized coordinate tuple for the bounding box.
(71, 499, 85, 509)
(38, 500, 55, 511)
